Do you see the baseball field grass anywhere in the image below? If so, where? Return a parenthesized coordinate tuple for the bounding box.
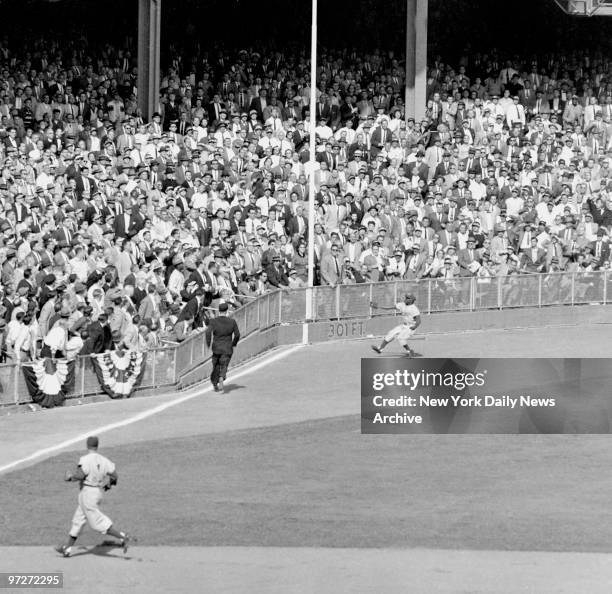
(2, 325, 612, 593)
(2, 415, 612, 551)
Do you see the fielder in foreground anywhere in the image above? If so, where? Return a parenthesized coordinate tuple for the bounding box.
(55, 436, 135, 557)
(370, 293, 422, 357)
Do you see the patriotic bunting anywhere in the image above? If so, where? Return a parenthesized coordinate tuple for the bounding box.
(90, 349, 146, 399)
(22, 358, 76, 408)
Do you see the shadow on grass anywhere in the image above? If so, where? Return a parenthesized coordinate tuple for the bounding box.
(222, 384, 245, 394)
(68, 540, 133, 560)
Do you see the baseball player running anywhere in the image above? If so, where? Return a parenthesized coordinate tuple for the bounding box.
(55, 436, 135, 557)
(370, 293, 422, 357)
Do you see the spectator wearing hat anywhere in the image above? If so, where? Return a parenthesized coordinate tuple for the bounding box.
(287, 268, 306, 288)
(211, 208, 231, 238)
(457, 236, 480, 277)
(590, 229, 610, 267)
(113, 204, 140, 239)
(2, 35, 612, 357)
(168, 255, 186, 298)
(404, 245, 426, 280)
(386, 249, 407, 278)
(265, 254, 289, 288)
(38, 287, 58, 338)
(506, 95, 526, 128)
(406, 151, 430, 182)
(433, 256, 461, 306)
(545, 234, 564, 270)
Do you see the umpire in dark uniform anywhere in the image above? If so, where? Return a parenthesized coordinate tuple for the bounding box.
(205, 302, 240, 392)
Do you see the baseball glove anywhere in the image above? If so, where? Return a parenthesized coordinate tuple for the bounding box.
(101, 475, 118, 492)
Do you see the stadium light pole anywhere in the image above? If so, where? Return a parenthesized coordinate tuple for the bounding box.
(304, 0, 318, 343)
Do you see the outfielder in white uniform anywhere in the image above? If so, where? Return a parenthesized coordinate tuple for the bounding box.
(55, 436, 134, 557)
(370, 293, 422, 356)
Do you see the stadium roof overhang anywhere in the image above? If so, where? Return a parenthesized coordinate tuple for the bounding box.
(554, 0, 612, 16)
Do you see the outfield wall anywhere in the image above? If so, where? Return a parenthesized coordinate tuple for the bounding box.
(174, 304, 612, 392)
(2, 302, 611, 411)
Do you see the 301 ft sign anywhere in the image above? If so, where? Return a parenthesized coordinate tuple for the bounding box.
(327, 321, 365, 339)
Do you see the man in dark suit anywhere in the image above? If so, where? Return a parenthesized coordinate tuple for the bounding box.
(113, 205, 140, 239)
(205, 302, 240, 393)
(86, 313, 112, 354)
(590, 229, 611, 268)
(77, 92, 91, 121)
(178, 287, 206, 328)
(266, 255, 289, 288)
(208, 93, 226, 124)
(369, 119, 392, 159)
(406, 152, 429, 182)
(290, 121, 308, 152)
(548, 89, 566, 118)
(73, 165, 98, 199)
(282, 99, 301, 122)
(217, 74, 238, 99)
(433, 153, 453, 178)
(53, 225, 74, 246)
(315, 94, 333, 122)
(286, 206, 308, 239)
(249, 89, 268, 121)
(588, 196, 612, 228)
(520, 237, 546, 273)
(428, 202, 449, 232)
(189, 260, 220, 307)
(84, 193, 111, 224)
(274, 201, 293, 226)
(188, 210, 212, 248)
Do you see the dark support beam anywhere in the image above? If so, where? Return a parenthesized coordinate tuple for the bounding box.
(137, 0, 161, 122)
(405, 0, 428, 123)
(415, 0, 428, 121)
(405, 0, 416, 123)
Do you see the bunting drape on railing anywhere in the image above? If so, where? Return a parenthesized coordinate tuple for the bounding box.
(22, 358, 76, 408)
(90, 349, 146, 399)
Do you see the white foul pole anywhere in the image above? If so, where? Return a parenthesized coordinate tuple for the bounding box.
(304, 0, 318, 342)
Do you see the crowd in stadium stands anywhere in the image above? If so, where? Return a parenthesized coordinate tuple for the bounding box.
(0, 39, 611, 361)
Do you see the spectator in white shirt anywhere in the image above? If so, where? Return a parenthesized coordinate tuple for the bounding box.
(41, 316, 69, 358)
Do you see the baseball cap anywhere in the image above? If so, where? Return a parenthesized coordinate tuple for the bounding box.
(86, 436, 99, 449)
